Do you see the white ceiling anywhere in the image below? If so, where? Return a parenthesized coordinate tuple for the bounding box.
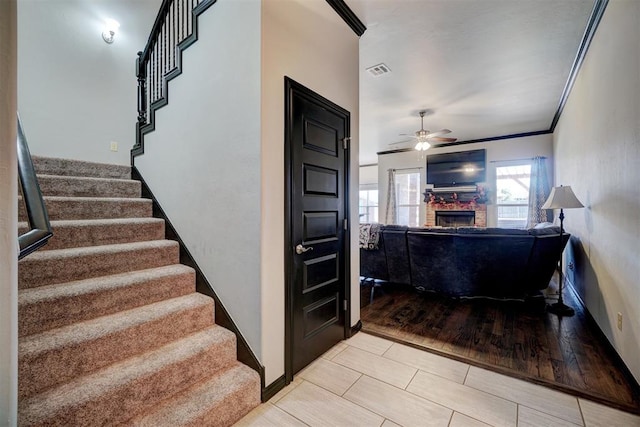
(347, 0, 596, 165)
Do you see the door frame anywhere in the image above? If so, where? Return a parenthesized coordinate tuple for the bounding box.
(284, 77, 351, 383)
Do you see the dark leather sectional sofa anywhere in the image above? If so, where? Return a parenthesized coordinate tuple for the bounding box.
(360, 224, 569, 300)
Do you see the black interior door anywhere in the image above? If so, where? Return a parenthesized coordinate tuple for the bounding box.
(285, 77, 350, 378)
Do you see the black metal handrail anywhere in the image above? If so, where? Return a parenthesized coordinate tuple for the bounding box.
(132, 0, 217, 162)
(17, 115, 52, 259)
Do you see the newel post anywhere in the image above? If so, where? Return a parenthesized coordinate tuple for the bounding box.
(135, 50, 147, 149)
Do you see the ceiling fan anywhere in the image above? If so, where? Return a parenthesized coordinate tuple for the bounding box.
(394, 111, 457, 151)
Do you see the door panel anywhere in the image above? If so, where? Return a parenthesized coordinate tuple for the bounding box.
(285, 78, 350, 377)
(303, 165, 338, 196)
(303, 253, 339, 293)
(304, 120, 339, 155)
(303, 211, 338, 242)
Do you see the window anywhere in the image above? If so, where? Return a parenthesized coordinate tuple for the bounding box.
(395, 171, 421, 227)
(359, 185, 378, 223)
(496, 163, 531, 228)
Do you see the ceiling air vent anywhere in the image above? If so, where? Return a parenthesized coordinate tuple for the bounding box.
(366, 63, 391, 77)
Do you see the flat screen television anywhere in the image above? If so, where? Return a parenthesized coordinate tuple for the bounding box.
(427, 149, 486, 187)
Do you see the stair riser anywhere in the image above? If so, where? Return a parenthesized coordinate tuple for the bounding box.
(134, 368, 261, 427)
(177, 376, 261, 427)
(19, 268, 195, 337)
(18, 220, 165, 251)
(18, 242, 179, 289)
(19, 299, 216, 399)
(19, 198, 152, 221)
(32, 157, 130, 180)
(19, 333, 237, 426)
(35, 175, 141, 198)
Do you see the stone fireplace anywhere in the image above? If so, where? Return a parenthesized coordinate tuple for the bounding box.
(426, 202, 486, 227)
(424, 188, 487, 227)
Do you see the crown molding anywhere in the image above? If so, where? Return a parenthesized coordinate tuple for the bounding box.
(550, 0, 609, 131)
(326, 0, 366, 36)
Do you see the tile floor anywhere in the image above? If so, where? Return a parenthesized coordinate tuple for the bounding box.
(235, 333, 640, 427)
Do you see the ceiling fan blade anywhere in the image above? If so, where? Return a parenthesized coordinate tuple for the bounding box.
(425, 129, 451, 138)
(429, 137, 457, 143)
(388, 139, 414, 146)
(400, 113, 457, 145)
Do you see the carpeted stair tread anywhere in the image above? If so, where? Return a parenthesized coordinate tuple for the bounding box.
(32, 156, 131, 179)
(19, 293, 215, 399)
(131, 364, 260, 427)
(18, 196, 152, 221)
(19, 156, 260, 424)
(19, 264, 195, 336)
(18, 240, 179, 289)
(34, 174, 141, 198)
(18, 218, 165, 250)
(18, 326, 237, 426)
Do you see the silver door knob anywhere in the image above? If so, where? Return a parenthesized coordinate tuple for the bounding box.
(296, 244, 313, 254)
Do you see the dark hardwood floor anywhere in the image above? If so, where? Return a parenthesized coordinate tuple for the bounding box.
(360, 275, 640, 415)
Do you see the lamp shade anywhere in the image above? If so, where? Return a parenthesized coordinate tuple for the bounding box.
(541, 185, 584, 209)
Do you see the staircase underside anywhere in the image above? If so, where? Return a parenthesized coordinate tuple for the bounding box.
(18, 156, 260, 426)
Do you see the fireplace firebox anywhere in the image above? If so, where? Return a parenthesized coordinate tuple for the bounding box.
(436, 211, 475, 227)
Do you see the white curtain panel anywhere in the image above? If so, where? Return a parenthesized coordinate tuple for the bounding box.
(526, 156, 552, 228)
(384, 169, 397, 225)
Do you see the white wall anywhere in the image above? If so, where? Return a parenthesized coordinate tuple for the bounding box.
(553, 0, 640, 382)
(0, 0, 18, 424)
(377, 134, 553, 227)
(359, 164, 378, 186)
(261, 0, 360, 384)
(135, 0, 263, 363)
(17, 0, 160, 165)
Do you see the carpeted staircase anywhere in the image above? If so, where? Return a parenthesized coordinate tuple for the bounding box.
(17, 156, 260, 426)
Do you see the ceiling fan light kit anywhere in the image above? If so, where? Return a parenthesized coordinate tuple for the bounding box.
(415, 140, 431, 151)
(412, 111, 456, 151)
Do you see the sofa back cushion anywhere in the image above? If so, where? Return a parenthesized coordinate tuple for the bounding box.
(457, 227, 530, 235)
(382, 226, 411, 284)
(410, 226, 457, 234)
(528, 225, 561, 236)
(454, 233, 535, 297)
(407, 231, 457, 294)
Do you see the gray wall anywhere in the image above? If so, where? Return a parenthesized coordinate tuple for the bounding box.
(553, 0, 640, 382)
(0, 0, 18, 424)
(135, 0, 263, 367)
(17, 0, 160, 165)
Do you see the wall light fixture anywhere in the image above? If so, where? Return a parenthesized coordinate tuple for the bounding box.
(102, 19, 120, 44)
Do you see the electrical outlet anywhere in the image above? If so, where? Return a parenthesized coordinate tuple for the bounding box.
(110, 141, 118, 152)
(617, 312, 623, 331)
